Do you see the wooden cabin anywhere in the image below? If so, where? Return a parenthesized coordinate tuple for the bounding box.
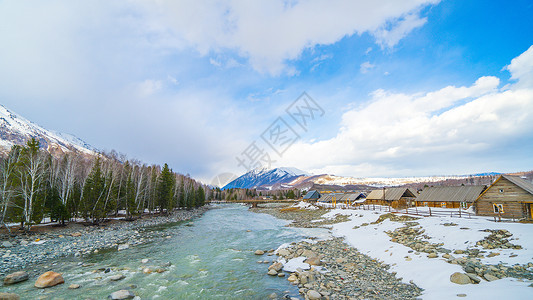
(416, 185, 486, 209)
(365, 188, 416, 209)
(475, 175, 533, 220)
(303, 190, 321, 202)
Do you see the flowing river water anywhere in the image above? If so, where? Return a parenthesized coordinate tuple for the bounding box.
(3, 204, 330, 299)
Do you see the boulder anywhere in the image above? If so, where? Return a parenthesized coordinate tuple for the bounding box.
(302, 250, 317, 258)
(117, 244, 129, 251)
(34, 271, 64, 288)
(277, 248, 291, 257)
(0, 292, 20, 300)
(3, 271, 29, 285)
(268, 262, 283, 272)
(304, 256, 322, 266)
(267, 269, 278, 276)
(108, 290, 135, 300)
(450, 272, 471, 285)
(306, 290, 322, 300)
(254, 250, 265, 255)
(465, 273, 480, 284)
(109, 274, 125, 281)
(484, 274, 499, 282)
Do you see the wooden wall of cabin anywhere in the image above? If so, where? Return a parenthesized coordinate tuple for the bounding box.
(476, 177, 533, 219)
(476, 201, 528, 219)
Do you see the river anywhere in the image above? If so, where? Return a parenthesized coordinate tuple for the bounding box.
(3, 204, 329, 299)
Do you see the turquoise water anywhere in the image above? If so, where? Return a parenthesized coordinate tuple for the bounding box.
(3, 204, 328, 299)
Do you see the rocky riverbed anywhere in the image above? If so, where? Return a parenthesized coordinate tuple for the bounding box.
(0, 207, 209, 277)
(252, 204, 423, 299)
(260, 238, 423, 300)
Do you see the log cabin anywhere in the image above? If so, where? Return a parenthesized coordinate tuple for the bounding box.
(365, 188, 416, 209)
(416, 185, 486, 209)
(474, 175, 533, 220)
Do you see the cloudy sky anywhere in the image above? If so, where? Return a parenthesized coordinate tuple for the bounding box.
(1, 0, 532, 183)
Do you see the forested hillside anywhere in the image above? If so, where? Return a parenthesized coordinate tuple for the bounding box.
(0, 138, 207, 231)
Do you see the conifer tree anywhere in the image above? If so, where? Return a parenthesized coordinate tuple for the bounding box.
(156, 163, 174, 213)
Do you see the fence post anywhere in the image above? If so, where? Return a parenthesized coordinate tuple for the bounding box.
(429, 207, 432, 216)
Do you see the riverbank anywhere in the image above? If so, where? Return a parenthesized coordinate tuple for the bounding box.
(252, 203, 423, 299)
(252, 202, 533, 299)
(0, 207, 209, 276)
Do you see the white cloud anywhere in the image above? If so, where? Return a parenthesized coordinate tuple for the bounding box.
(276, 47, 533, 176)
(360, 61, 375, 73)
(506, 45, 533, 88)
(139, 0, 439, 74)
(373, 10, 428, 49)
(138, 79, 163, 96)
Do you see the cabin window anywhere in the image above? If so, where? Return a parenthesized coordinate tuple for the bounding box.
(499, 189, 504, 193)
(493, 203, 504, 213)
(441, 202, 447, 208)
(461, 202, 468, 209)
(423, 202, 428, 207)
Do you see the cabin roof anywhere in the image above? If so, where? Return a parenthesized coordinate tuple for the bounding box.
(416, 185, 485, 203)
(366, 188, 416, 201)
(303, 190, 320, 199)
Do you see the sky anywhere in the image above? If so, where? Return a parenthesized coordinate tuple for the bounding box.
(0, 0, 532, 185)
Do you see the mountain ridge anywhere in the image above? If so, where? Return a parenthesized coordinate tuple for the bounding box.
(0, 104, 97, 155)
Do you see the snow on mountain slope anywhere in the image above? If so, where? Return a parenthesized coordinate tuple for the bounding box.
(223, 167, 311, 189)
(0, 104, 97, 155)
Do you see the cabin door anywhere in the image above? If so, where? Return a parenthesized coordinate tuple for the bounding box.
(530, 204, 533, 219)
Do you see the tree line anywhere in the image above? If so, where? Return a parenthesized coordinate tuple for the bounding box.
(211, 187, 301, 201)
(0, 138, 207, 231)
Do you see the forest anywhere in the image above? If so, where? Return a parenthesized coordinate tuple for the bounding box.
(0, 138, 208, 231)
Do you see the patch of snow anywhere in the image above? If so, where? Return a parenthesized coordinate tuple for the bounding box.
(282, 257, 310, 272)
(326, 208, 533, 299)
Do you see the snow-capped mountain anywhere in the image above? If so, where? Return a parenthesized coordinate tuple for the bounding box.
(0, 104, 97, 155)
(223, 167, 311, 189)
(223, 166, 508, 190)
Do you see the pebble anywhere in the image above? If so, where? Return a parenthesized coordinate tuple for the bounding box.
(254, 250, 265, 255)
(68, 283, 80, 289)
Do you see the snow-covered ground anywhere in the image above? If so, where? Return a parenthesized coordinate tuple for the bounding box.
(320, 207, 533, 299)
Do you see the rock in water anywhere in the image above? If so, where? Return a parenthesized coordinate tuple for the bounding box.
(68, 284, 81, 289)
(255, 250, 265, 255)
(307, 290, 322, 300)
(0, 292, 20, 300)
(267, 269, 278, 276)
(141, 259, 149, 264)
(34, 271, 64, 288)
(4, 271, 29, 285)
(268, 262, 283, 272)
(109, 274, 125, 281)
(450, 272, 471, 285)
(108, 290, 135, 299)
(1, 241, 13, 248)
(71, 232, 82, 237)
(118, 244, 129, 251)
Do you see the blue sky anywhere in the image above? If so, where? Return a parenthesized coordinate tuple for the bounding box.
(0, 0, 532, 184)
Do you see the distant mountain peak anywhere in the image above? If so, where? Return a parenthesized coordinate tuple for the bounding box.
(223, 167, 311, 189)
(0, 103, 97, 155)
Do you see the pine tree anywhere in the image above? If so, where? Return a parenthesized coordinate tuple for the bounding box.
(195, 185, 205, 207)
(82, 157, 106, 224)
(156, 163, 174, 213)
